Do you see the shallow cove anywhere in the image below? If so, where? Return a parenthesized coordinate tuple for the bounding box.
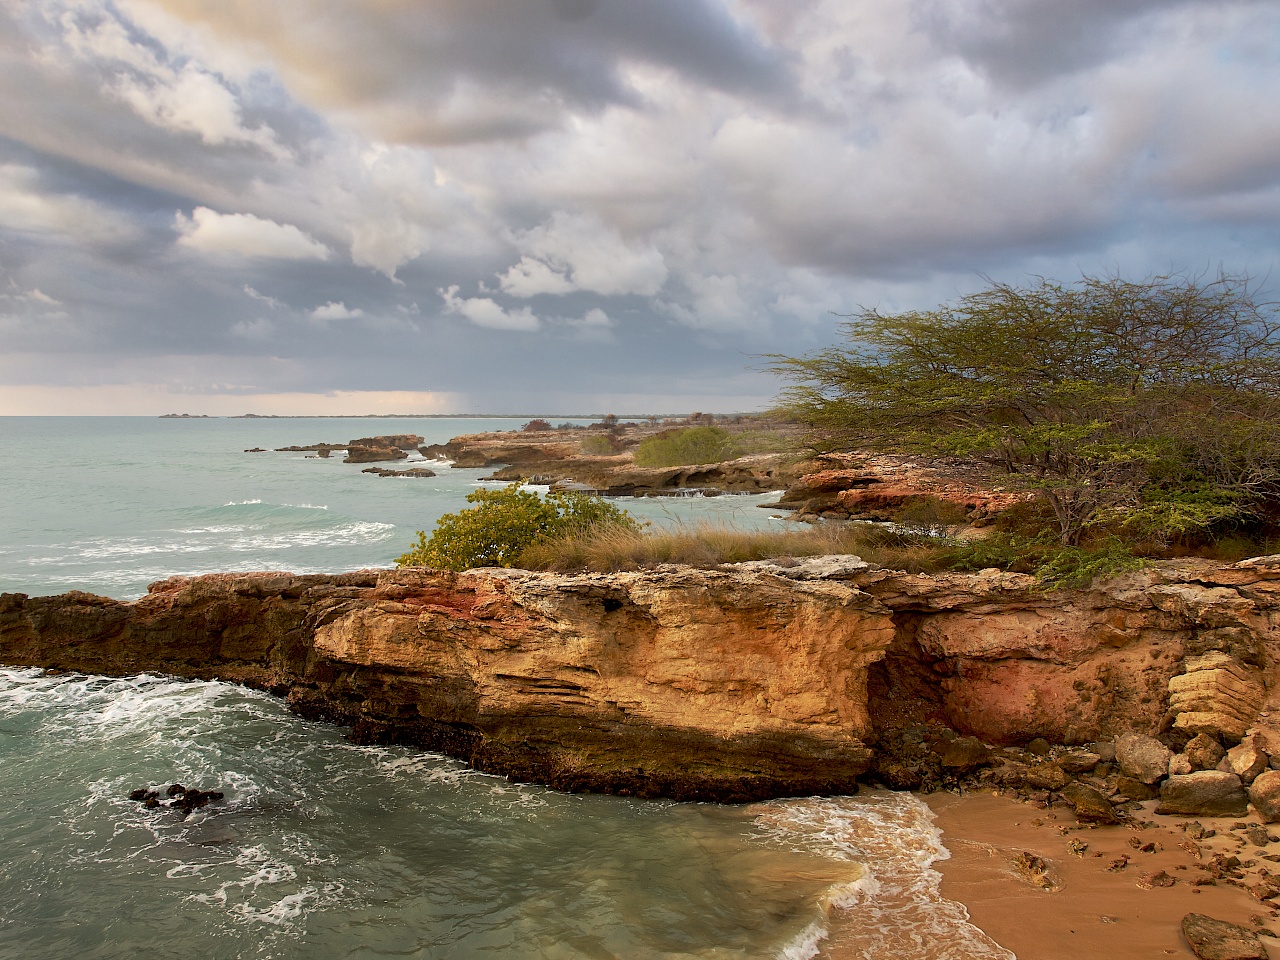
(0, 668, 1012, 960)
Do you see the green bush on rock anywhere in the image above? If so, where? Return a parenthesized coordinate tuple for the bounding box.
(396, 483, 640, 572)
(633, 426, 741, 467)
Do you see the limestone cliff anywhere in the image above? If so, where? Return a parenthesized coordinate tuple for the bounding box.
(3, 556, 1280, 801)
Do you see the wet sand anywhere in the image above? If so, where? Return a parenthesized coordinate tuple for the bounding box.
(923, 791, 1280, 959)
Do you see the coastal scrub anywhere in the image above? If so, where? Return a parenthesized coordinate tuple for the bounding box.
(396, 483, 640, 571)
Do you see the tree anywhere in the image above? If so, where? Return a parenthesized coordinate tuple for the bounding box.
(396, 483, 640, 571)
(771, 273, 1280, 545)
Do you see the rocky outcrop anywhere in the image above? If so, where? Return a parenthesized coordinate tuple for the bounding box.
(0, 567, 893, 802)
(5, 555, 1280, 802)
(772, 453, 1029, 524)
(419, 425, 806, 496)
(361, 467, 437, 478)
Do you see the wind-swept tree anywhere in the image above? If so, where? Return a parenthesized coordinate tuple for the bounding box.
(771, 273, 1280, 545)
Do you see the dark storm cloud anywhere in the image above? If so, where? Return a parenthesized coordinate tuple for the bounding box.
(0, 0, 1277, 414)
(911, 0, 1198, 86)
(142, 0, 794, 145)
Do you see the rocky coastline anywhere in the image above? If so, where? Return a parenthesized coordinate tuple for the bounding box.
(8, 556, 1280, 955)
(4, 555, 1280, 807)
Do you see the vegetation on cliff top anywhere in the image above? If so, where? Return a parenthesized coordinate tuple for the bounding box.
(395, 483, 640, 572)
(771, 271, 1280, 551)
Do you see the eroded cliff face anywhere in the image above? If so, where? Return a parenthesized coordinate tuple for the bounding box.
(0, 566, 892, 801)
(861, 558, 1280, 750)
(4, 556, 1280, 801)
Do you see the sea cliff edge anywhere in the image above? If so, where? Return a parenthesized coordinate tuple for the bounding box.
(3, 555, 1279, 803)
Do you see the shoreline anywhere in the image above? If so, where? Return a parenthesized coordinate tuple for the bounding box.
(907, 790, 1280, 960)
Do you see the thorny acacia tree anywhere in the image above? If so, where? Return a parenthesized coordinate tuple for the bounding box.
(771, 273, 1280, 546)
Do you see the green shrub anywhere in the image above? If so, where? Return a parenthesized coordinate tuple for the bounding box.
(579, 435, 618, 456)
(633, 427, 741, 467)
(396, 483, 640, 571)
(938, 532, 1144, 588)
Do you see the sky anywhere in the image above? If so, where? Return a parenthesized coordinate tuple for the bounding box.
(1, 0, 1278, 415)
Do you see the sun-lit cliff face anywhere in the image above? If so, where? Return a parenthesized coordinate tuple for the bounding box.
(3, 556, 1280, 801)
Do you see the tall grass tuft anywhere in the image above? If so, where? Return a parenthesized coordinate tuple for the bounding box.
(516, 520, 950, 573)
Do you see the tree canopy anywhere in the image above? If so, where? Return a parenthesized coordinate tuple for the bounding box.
(771, 273, 1280, 545)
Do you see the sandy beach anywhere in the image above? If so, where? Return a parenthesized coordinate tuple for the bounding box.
(912, 791, 1280, 959)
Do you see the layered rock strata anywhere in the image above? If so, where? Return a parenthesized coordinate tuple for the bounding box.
(4, 555, 1280, 802)
(0, 567, 892, 802)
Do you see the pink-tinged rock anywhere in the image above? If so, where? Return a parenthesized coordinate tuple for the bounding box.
(1185, 733, 1226, 771)
(1227, 737, 1269, 784)
(1117, 732, 1172, 785)
(1249, 770, 1280, 823)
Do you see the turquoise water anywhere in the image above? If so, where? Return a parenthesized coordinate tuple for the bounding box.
(0, 418, 1013, 960)
(0, 417, 788, 600)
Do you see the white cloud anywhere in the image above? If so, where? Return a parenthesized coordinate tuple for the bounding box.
(310, 301, 364, 321)
(175, 207, 331, 260)
(440, 285, 540, 331)
(242, 285, 282, 309)
(498, 212, 668, 297)
(57, 6, 288, 158)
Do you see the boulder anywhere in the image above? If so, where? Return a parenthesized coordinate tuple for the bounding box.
(1061, 781, 1120, 824)
(1186, 733, 1226, 772)
(1025, 761, 1068, 790)
(1248, 769, 1280, 823)
(1157, 772, 1249, 818)
(1116, 732, 1172, 785)
(1169, 753, 1193, 777)
(1056, 748, 1101, 775)
(344, 446, 409, 464)
(940, 736, 991, 773)
(1116, 776, 1158, 801)
(1226, 736, 1269, 785)
(1181, 913, 1267, 960)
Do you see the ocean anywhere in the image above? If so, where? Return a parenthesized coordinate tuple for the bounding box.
(0, 417, 1013, 960)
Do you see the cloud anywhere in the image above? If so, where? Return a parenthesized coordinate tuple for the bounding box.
(174, 206, 331, 260)
(440, 285, 540, 331)
(230, 317, 274, 339)
(243, 285, 282, 309)
(136, 0, 793, 145)
(499, 212, 668, 297)
(310, 301, 364, 321)
(0, 163, 135, 243)
(56, 4, 288, 158)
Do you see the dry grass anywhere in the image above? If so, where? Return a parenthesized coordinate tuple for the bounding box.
(516, 521, 951, 573)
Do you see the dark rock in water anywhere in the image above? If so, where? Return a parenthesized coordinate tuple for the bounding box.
(1158, 772, 1248, 817)
(244, 448, 266, 453)
(344, 446, 409, 464)
(129, 783, 224, 816)
(1061, 781, 1120, 824)
(361, 467, 437, 478)
(1181, 913, 1267, 959)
